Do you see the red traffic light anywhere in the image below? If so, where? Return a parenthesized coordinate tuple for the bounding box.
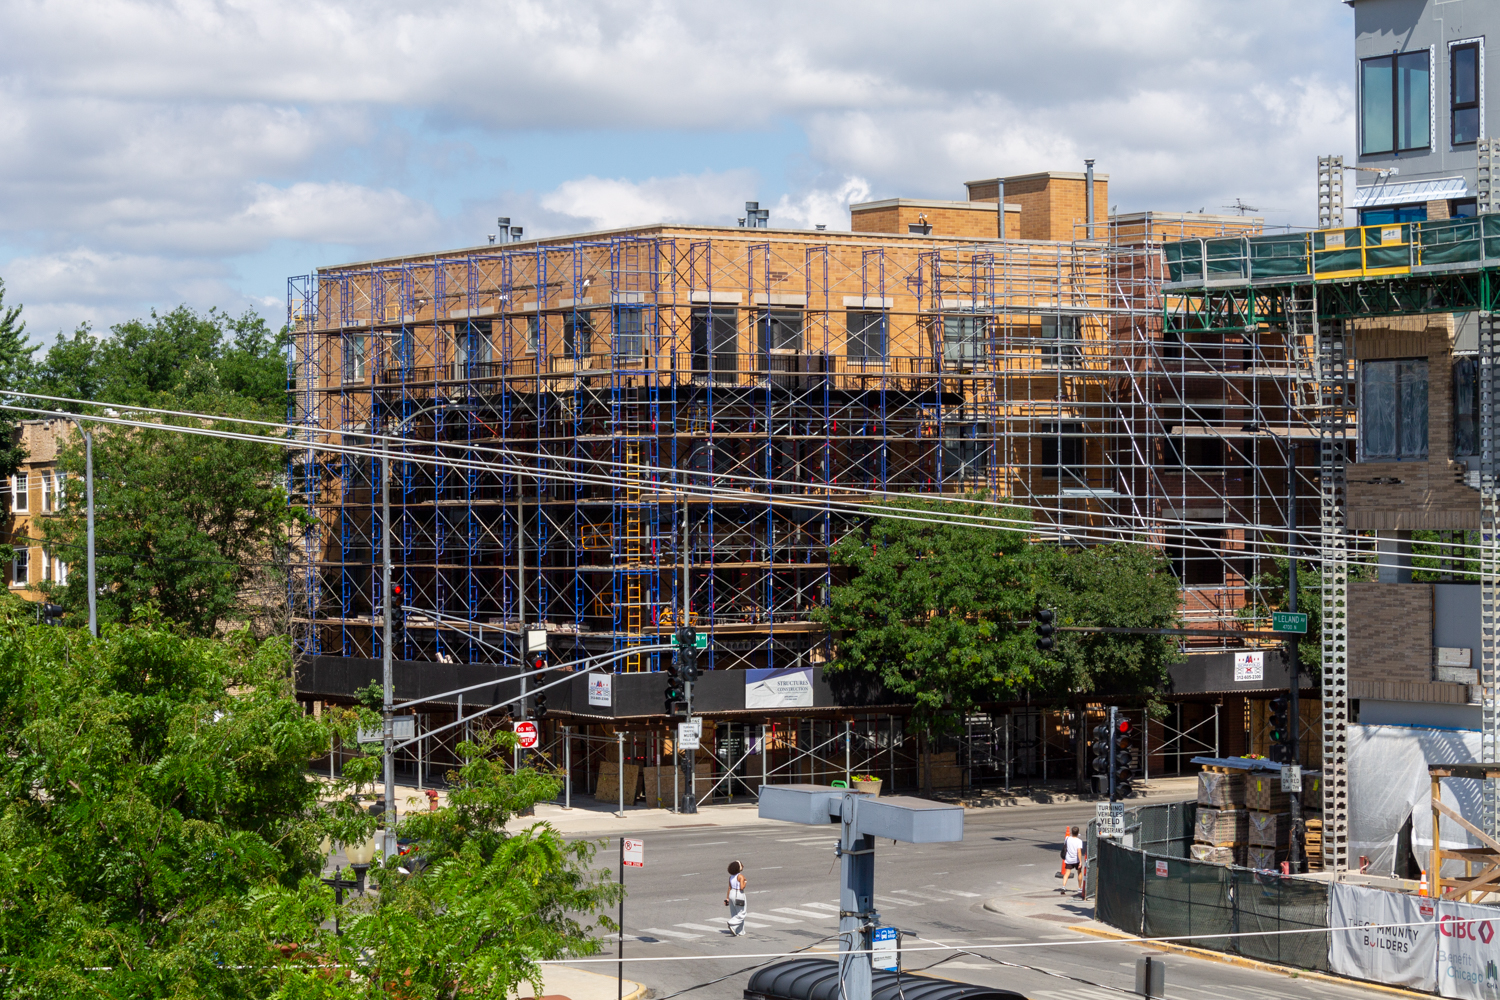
(1116, 718, 1132, 735)
(391, 584, 403, 599)
(535, 657, 545, 671)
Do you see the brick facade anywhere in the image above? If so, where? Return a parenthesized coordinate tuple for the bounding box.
(1347, 582, 1434, 686)
(849, 198, 1021, 239)
(964, 172, 1110, 241)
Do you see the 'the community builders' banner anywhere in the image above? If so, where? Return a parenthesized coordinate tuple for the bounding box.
(1328, 882, 1500, 997)
(1329, 883, 1437, 992)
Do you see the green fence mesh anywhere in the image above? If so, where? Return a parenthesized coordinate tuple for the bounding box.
(1096, 803, 1330, 972)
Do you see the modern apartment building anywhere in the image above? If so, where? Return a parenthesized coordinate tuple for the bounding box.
(1351, 0, 1493, 223)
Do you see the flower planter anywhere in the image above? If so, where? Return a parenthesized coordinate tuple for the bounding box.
(850, 778, 882, 797)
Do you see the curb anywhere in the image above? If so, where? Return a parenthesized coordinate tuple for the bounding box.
(1066, 924, 1431, 999)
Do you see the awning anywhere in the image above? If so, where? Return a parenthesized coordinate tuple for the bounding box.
(1352, 176, 1468, 208)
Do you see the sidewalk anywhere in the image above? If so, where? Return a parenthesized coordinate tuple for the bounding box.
(361, 774, 1202, 837)
(517, 965, 645, 1000)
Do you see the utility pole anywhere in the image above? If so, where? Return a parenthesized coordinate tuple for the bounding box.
(381, 418, 396, 860)
(681, 504, 697, 814)
(1286, 439, 1304, 873)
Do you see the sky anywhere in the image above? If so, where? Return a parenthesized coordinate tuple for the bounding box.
(0, 0, 1355, 345)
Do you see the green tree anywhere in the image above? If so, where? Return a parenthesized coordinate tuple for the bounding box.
(1242, 553, 1324, 675)
(41, 392, 310, 636)
(0, 617, 619, 999)
(816, 498, 1044, 795)
(0, 279, 39, 494)
(0, 620, 372, 999)
(33, 306, 288, 410)
(1035, 542, 1183, 789)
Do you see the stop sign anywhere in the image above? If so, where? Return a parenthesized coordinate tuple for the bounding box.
(514, 720, 539, 749)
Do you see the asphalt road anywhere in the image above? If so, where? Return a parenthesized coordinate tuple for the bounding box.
(571, 802, 1400, 1000)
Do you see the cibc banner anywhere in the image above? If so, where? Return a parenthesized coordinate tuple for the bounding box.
(1437, 898, 1500, 998)
(1328, 883, 1438, 992)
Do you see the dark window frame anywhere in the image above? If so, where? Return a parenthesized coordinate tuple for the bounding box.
(1361, 50, 1432, 155)
(1452, 41, 1481, 146)
(845, 310, 887, 361)
(563, 310, 594, 357)
(1360, 357, 1430, 462)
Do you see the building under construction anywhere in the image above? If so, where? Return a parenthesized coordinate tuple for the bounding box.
(286, 170, 1316, 800)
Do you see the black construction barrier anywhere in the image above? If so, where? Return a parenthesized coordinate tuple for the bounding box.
(745, 958, 1027, 1000)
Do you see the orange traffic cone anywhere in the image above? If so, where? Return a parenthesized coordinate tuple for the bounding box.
(1420, 870, 1428, 897)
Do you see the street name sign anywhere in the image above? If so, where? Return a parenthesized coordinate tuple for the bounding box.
(1272, 612, 1309, 634)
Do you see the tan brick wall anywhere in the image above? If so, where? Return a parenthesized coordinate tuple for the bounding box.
(850, 203, 1020, 239)
(1348, 582, 1433, 686)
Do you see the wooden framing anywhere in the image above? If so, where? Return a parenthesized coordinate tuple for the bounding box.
(1428, 763, 1500, 901)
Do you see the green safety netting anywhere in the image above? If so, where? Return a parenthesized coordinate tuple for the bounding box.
(1248, 234, 1310, 278)
(1417, 217, 1482, 266)
(1235, 870, 1330, 971)
(1312, 228, 1363, 273)
(1483, 213, 1500, 259)
(1164, 241, 1202, 283)
(1362, 222, 1412, 270)
(1205, 237, 1248, 277)
(1094, 838, 1144, 934)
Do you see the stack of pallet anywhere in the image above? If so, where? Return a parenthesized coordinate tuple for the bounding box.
(1244, 770, 1325, 871)
(1192, 768, 1248, 865)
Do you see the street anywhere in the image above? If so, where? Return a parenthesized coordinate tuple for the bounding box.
(564, 802, 1399, 1000)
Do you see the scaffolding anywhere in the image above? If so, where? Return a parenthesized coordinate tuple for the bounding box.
(286, 215, 1330, 808)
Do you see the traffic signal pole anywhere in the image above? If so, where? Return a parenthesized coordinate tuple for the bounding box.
(1107, 706, 1118, 801)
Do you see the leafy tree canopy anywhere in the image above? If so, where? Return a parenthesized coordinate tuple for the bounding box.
(32, 305, 287, 411)
(815, 498, 1045, 733)
(0, 279, 39, 491)
(0, 617, 619, 999)
(42, 391, 312, 636)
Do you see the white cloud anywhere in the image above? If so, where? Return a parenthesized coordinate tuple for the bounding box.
(0, 0, 1356, 335)
(538, 169, 759, 231)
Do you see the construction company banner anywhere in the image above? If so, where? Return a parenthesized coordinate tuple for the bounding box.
(1328, 882, 1437, 992)
(745, 666, 814, 709)
(587, 672, 612, 707)
(1437, 898, 1500, 998)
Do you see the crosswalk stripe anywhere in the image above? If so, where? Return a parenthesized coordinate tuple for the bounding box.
(639, 927, 702, 940)
(777, 836, 834, 843)
(806, 902, 841, 912)
(874, 895, 923, 907)
(675, 922, 729, 933)
(772, 907, 839, 921)
(751, 913, 803, 924)
(935, 888, 982, 898)
(888, 889, 950, 902)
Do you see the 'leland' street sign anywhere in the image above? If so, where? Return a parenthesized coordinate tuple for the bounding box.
(1272, 611, 1309, 634)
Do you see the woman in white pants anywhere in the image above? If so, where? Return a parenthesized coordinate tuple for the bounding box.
(725, 860, 748, 935)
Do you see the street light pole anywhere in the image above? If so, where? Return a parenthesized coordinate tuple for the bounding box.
(54, 412, 97, 638)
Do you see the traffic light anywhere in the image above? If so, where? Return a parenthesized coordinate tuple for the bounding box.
(1268, 695, 1291, 763)
(1090, 720, 1111, 792)
(1113, 715, 1135, 797)
(1034, 609, 1055, 653)
(676, 625, 700, 680)
(535, 693, 548, 720)
(41, 603, 64, 626)
(389, 583, 406, 649)
(664, 662, 686, 720)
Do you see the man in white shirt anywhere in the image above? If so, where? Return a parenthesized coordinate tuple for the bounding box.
(1060, 826, 1085, 897)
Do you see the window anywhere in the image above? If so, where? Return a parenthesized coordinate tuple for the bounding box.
(1360, 204, 1428, 225)
(1452, 42, 1481, 146)
(458, 321, 493, 371)
(11, 548, 27, 587)
(1040, 422, 1086, 479)
(846, 310, 887, 361)
(342, 334, 366, 383)
(942, 423, 986, 483)
(1455, 355, 1480, 459)
(941, 315, 988, 366)
(615, 308, 645, 358)
(691, 307, 738, 376)
(758, 309, 803, 353)
(42, 549, 51, 583)
(53, 556, 66, 586)
(1040, 315, 1083, 364)
(525, 315, 540, 355)
(563, 311, 593, 356)
(1361, 358, 1429, 461)
(11, 473, 26, 512)
(1169, 527, 1225, 586)
(40, 472, 52, 513)
(1361, 51, 1431, 154)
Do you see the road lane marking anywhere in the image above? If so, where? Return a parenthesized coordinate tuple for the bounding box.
(679, 872, 701, 876)
(772, 907, 839, 921)
(874, 894, 922, 907)
(749, 913, 803, 924)
(806, 902, 842, 912)
(760, 866, 784, 869)
(639, 927, 702, 940)
(674, 922, 729, 933)
(778, 836, 834, 843)
(923, 886, 983, 897)
(888, 890, 950, 902)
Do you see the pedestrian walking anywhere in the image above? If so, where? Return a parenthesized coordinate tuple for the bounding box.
(1059, 826, 1085, 898)
(725, 860, 748, 935)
